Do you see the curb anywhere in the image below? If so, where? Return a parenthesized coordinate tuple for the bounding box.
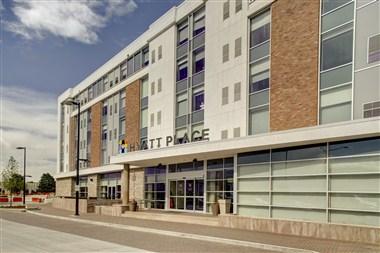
(27, 210, 319, 253)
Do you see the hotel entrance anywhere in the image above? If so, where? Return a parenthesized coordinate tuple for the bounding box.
(169, 179, 204, 211)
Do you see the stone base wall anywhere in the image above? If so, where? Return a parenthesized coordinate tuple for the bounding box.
(52, 197, 95, 213)
(129, 168, 144, 202)
(55, 178, 74, 197)
(94, 204, 128, 216)
(218, 215, 380, 245)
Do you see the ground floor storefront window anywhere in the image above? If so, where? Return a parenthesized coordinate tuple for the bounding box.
(236, 137, 380, 227)
(144, 166, 166, 209)
(100, 172, 121, 199)
(79, 176, 88, 198)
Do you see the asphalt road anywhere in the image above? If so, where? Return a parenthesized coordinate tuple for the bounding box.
(0, 209, 273, 253)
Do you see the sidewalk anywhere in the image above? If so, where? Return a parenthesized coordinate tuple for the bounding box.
(27, 204, 380, 253)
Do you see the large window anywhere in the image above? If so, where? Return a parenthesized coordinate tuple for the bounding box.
(193, 7, 205, 36)
(192, 89, 204, 111)
(144, 166, 166, 209)
(177, 60, 188, 81)
(319, 0, 354, 125)
(100, 173, 121, 199)
(368, 34, 380, 64)
(207, 158, 234, 213)
(178, 21, 188, 46)
(237, 137, 380, 227)
(193, 47, 205, 74)
(249, 10, 271, 135)
(176, 93, 188, 116)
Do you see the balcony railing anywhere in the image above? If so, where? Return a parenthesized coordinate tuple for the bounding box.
(192, 32, 205, 50)
(192, 71, 204, 87)
(191, 110, 204, 124)
(176, 78, 188, 93)
(177, 41, 188, 59)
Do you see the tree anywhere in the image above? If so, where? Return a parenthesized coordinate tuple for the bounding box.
(1, 156, 23, 206)
(38, 173, 55, 193)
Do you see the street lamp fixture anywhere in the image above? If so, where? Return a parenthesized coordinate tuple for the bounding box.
(63, 98, 80, 216)
(16, 146, 26, 205)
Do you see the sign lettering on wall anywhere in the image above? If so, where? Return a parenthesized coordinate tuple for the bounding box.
(119, 128, 210, 154)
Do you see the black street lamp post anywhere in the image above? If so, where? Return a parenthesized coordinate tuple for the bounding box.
(16, 146, 26, 205)
(63, 98, 80, 216)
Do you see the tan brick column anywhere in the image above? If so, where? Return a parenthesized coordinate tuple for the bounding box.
(125, 80, 141, 148)
(121, 164, 130, 205)
(69, 116, 77, 171)
(90, 102, 102, 167)
(270, 0, 320, 131)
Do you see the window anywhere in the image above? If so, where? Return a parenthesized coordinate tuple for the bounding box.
(141, 108, 148, 128)
(110, 105, 112, 116)
(234, 82, 241, 101)
(110, 80, 113, 88)
(235, 0, 242, 13)
(221, 130, 228, 139)
(249, 106, 269, 135)
(177, 60, 188, 81)
(142, 47, 149, 66)
(157, 78, 162, 93)
(121, 62, 127, 80)
(114, 129, 117, 139)
(223, 1, 230, 20)
(250, 23, 270, 48)
(151, 82, 155, 96)
(322, 0, 351, 14)
(151, 50, 156, 64)
(114, 103, 117, 114)
(363, 101, 380, 118)
(222, 44, 229, 63)
(250, 71, 270, 93)
(120, 91, 126, 109)
(222, 87, 229, 105)
(158, 46, 162, 60)
(109, 130, 112, 141)
(233, 127, 240, 138)
(176, 93, 188, 116)
(134, 52, 142, 72)
(193, 47, 205, 73)
(150, 113, 154, 127)
(127, 57, 134, 76)
(235, 37, 242, 57)
(193, 90, 204, 111)
(368, 34, 380, 64)
(141, 78, 149, 98)
(321, 30, 353, 71)
(102, 105, 108, 116)
(178, 21, 188, 46)
(120, 118, 126, 135)
(157, 111, 162, 125)
(193, 7, 205, 36)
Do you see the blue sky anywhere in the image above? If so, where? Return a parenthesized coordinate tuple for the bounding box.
(0, 0, 183, 180)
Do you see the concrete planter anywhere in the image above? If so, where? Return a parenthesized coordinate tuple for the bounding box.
(218, 199, 231, 215)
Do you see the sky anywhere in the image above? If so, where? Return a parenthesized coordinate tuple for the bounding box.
(0, 0, 183, 181)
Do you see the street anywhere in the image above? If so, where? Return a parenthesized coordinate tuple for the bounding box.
(0, 209, 274, 253)
(0, 207, 379, 253)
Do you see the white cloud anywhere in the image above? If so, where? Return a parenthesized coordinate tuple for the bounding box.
(0, 86, 57, 181)
(5, 0, 137, 44)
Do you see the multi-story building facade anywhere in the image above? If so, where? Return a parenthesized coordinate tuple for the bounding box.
(56, 0, 380, 231)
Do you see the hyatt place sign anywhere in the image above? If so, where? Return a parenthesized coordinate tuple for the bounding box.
(119, 128, 210, 153)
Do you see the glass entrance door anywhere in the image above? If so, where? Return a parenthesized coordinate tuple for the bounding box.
(169, 178, 204, 211)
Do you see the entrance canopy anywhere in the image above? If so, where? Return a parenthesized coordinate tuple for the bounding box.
(111, 118, 379, 167)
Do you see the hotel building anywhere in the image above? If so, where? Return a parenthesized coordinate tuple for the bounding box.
(56, 0, 380, 233)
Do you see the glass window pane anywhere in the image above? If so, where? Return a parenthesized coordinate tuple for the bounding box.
(320, 102, 351, 124)
(329, 137, 380, 157)
(322, 2, 354, 32)
(238, 150, 270, 165)
(320, 64, 352, 89)
(134, 52, 141, 72)
(192, 91, 204, 111)
(320, 84, 351, 107)
(321, 30, 353, 71)
(249, 89, 269, 108)
(250, 23, 270, 48)
(249, 106, 269, 135)
(322, 0, 352, 14)
(141, 108, 148, 128)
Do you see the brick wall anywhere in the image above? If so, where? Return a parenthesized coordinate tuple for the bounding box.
(270, 0, 320, 131)
(90, 102, 102, 167)
(68, 116, 77, 171)
(125, 80, 141, 146)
